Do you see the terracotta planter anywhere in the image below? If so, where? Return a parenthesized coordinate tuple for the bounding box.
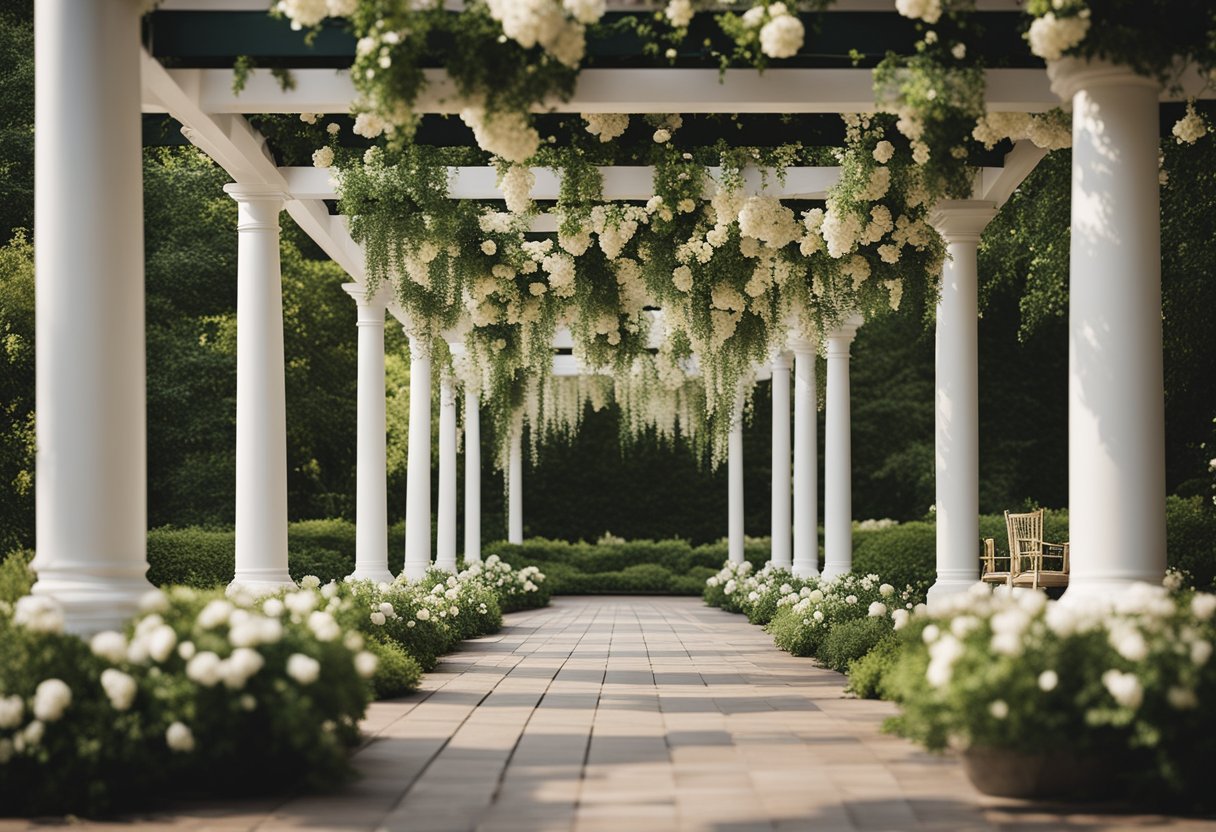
(962, 746, 1117, 800)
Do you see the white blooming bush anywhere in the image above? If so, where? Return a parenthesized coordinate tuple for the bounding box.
(766, 573, 918, 672)
(884, 580, 1216, 806)
(0, 586, 375, 815)
(702, 558, 756, 612)
(462, 555, 550, 613)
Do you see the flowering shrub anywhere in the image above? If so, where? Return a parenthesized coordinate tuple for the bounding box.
(0, 585, 376, 815)
(766, 573, 917, 660)
(463, 555, 550, 613)
(884, 581, 1216, 806)
(702, 559, 754, 612)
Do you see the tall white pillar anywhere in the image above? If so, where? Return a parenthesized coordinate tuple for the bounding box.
(403, 335, 433, 581)
(508, 419, 523, 544)
(343, 283, 393, 584)
(226, 183, 295, 595)
(790, 337, 820, 579)
(30, 0, 154, 633)
(927, 203, 996, 606)
(1050, 59, 1167, 596)
(822, 316, 862, 580)
(728, 399, 745, 564)
(770, 351, 792, 569)
(464, 390, 482, 563)
(436, 375, 458, 572)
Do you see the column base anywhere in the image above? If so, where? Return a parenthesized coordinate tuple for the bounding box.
(791, 562, 819, 580)
(30, 569, 154, 636)
(401, 560, 431, 582)
(1062, 571, 1166, 604)
(347, 566, 395, 584)
(926, 577, 985, 609)
(227, 567, 295, 598)
(821, 564, 850, 581)
(433, 559, 458, 574)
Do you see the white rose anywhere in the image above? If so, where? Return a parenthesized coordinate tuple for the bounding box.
(186, 651, 224, 687)
(1101, 669, 1143, 709)
(287, 653, 322, 685)
(166, 721, 195, 753)
(311, 146, 334, 169)
(988, 699, 1009, 719)
(197, 599, 234, 629)
(148, 624, 178, 663)
(867, 602, 887, 618)
(0, 695, 24, 729)
(481, 240, 497, 256)
(221, 647, 265, 690)
(32, 679, 72, 722)
(355, 651, 379, 679)
(759, 13, 804, 60)
(90, 631, 128, 663)
(370, 611, 387, 626)
(100, 669, 138, 711)
(1037, 670, 1059, 692)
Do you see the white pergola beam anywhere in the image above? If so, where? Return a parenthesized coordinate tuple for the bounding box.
(141, 49, 366, 282)
(980, 140, 1048, 207)
(286, 165, 864, 201)
(147, 67, 1062, 115)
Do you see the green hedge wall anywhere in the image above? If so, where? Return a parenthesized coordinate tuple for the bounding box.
(27, 496, 1216, 597)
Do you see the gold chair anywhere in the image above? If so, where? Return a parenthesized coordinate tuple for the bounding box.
(979, 537, 1014, 586)
(1004, 509, 1069, 589)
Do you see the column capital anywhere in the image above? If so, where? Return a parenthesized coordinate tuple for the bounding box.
(1047, 56, 1160, 103)
(769, 349, 792, 372)
(787, 333, 819, 356)
(342, 282, 392, 324)
(223, 182, 289, 204)
(930, 201, 998, 243)
(825, 313, 864, 356)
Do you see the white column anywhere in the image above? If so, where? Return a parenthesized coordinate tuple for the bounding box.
(822, 316, 862, 580)
(403, 335, 433, 581)
(1050, 59, 1167, 596)
(343, 283, 393, 584)
(728, 399, 745, 564)
(30, 0, 154, 633)
(790, 337, 820, 579)
(226, 183, 295, 595)
(464, 391, 482, 563)
(770, 351, 792, 569)
(435, 375, 458, 572)
(508, 419, 523, 544)
(927, 203, 996, 606)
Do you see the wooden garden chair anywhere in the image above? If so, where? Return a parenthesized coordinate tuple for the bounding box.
(1005, 509, 1070, 590)
(979, 537, 1015, 586)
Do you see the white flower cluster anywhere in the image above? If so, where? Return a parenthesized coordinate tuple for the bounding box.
(1172, 102, 1208, 145)
(705, 559, 755, 592)
(750, 3, 805, 61)
(665, 0, 693, 28)
(591, 204, 649, 259)
(972, 111, 1072, 151)
(12, 596, 64, 634)
(275, 0, 354, 30)
(1027, 6, 1091, 61)
(582, 113, 630, 143)
(737, 196, 801, 248)
(311, 146, 334, 169)
(894, 0, 941, 25)
(484, 0, 601, 68)
(462, 108, 540, 166)
(499, 163, 536, 215)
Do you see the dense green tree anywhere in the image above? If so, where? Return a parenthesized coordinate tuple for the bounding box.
(0, 232, 34, 552)
(0, 3, 33, 243)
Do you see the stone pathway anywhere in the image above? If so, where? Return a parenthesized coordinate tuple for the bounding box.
(4, 596, 1211, 831)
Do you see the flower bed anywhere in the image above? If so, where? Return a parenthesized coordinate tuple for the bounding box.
(704, 560, 920, 675)
(0, 550, 550, 815)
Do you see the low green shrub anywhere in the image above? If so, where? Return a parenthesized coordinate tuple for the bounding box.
(844, 634, 901, 700)
(0, 550, 34, 604)
(818, 617, 893, 673)
(364, 637, 422, 699)
(287, 519, 357, 556)
(288, 546, 353, 585)
(1165, 495, 1216, 590)
(767, 605, 819, 656)
(145, 527, 235, 588)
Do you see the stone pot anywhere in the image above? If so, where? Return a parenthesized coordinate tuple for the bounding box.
(961, 746, 1117, 800)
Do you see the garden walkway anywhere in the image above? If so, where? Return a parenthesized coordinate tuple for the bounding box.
(5, 596, 1210, 831)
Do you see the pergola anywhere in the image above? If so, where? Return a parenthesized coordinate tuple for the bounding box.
(32, 0, 1192, 632)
